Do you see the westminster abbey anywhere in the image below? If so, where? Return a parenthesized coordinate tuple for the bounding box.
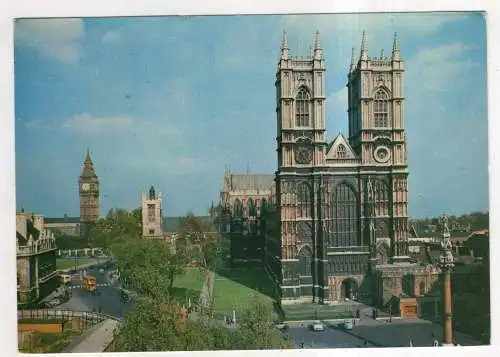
(218, 31, 433, 306)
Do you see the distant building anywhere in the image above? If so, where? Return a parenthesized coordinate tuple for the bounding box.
(141, 186, 164, 238)
(216, 168, 275, 265)
(45, 149, 100, 238)
(44, 213, 81, 236)
(16, 210, 58, 304)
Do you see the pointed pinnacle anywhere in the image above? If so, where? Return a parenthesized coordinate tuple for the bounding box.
(350, 47, 357, 71)
(360, 30, 368, 60)
(84, 148, 92, 164)
(314, 30, 321, 49)
(392, 32, 400, 53)
(282, 30, 289, 49)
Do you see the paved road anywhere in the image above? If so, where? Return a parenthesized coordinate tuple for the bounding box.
(57, 266, 134, 318)
(288, 319, 482, 348)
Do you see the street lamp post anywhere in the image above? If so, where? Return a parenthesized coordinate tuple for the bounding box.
(439, 214, 455, 346)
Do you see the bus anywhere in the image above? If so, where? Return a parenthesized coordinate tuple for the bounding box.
(59, 274, 72, 285)
(83, 275, 97, 292)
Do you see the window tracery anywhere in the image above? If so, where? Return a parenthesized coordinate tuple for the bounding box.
(373, 89, 390, 127)
(295, 88, 310, 127)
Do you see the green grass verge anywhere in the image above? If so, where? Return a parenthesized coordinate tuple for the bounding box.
(170, 268, 205, 305)
(56, 259, 97, 270)
(212, 267, 278, 318)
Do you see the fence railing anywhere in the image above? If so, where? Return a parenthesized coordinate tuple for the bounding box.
(18, 309, 122, 324)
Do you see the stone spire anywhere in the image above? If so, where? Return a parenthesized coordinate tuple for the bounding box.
(350, 47, 357, 72)
(380, 48, 385, 59)
(84, 148, 93, 166)
(313, 30, 323, 60)
(280, 30, 289, 60)
(81, 149, 96, 178)
(392, 32, 400, 60)
(360, 30, 368, 60)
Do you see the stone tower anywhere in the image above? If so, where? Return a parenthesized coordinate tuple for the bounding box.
(347, 32, 409, 261)
(79, 149, 100, 222)
(142, 186, 164, 238)
(276, 30, 327, 169)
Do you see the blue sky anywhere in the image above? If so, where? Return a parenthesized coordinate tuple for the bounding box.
(14, 13, 488, 219)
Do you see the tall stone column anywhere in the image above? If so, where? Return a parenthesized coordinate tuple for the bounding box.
(439, 214, 455, 346)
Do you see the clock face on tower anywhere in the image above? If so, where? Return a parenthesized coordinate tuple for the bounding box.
(373, 146, 391, 163)
(82, 183, 91, 191)
(295, 146, 313, 165)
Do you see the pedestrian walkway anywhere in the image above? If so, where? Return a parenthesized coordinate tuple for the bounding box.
(69, 283, 111, 289)
(66, 319, 120, 353)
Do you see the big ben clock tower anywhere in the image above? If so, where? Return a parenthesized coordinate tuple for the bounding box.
(79, 149, 100, 223)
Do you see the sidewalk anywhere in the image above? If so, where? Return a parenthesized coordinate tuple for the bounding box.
(65, 319, 120, 353)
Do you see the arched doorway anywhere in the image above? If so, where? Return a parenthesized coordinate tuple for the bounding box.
(341, 278, 359, 301)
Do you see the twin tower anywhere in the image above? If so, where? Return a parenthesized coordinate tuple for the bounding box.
(273, 30, 409, 303)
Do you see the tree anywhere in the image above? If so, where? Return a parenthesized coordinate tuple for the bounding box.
(112, 294, 290, 352)
(88, 208, 142, 248)
(235, 295, 292, 349)
(111, 237, 189, 299)
(112, 297, 188, 351)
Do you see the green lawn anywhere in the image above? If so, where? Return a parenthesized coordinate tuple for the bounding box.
(212, 267, 277, 317)
(56, 258, 97, 270)
(170, 268, 205, 305)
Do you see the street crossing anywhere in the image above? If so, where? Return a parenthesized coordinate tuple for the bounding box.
(68, 283, 111, 289)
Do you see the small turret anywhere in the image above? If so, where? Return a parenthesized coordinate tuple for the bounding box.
(280, 30, 289, 60)
(149, 185, 156, 200)
(360, 30, 368, 61)
(313, 30, 323, 60)
(350, 47, 357, 72)
(392, 32, 400, 61)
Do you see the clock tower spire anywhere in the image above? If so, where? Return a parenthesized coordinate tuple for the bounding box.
(79, 149, 100, 224)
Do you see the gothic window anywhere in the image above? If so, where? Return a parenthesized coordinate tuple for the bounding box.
(248, 198, 256, 217)
(297, 182, 312, 218)
(337, 144, 347, 159)
(373, 181, 390, 217)
(233, 199, 243, 217)
(297, 221, 312, 245)
(330, 183, 359, 247)
(373, 89, 390, 128)
(295, 87, 310, 127)
(297, 246, 312, 277)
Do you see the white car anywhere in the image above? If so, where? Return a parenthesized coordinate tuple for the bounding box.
(312, 320, 324, 332)
(343, 319, 354, 330)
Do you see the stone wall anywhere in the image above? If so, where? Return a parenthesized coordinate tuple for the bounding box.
(374, 264, 440, 307)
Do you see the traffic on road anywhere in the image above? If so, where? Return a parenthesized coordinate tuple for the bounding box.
(46, 259, 134, 318)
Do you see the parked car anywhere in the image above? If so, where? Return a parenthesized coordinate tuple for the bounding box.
(343, 318, 354, 330)
(311, 320, 324, 332)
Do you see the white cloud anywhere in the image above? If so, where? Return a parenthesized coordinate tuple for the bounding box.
(102, 31, 121, 44)
(14, 18, 85, 64)
(407, 43, 479, 92)
(62, 113, 134, 134)
(23, 119, 41, 129)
